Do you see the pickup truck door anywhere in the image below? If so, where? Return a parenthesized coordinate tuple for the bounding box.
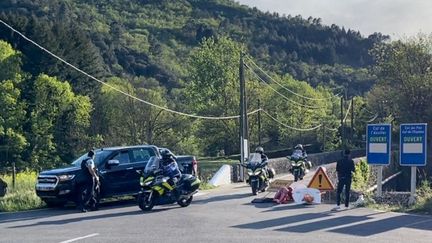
(125, 148, 155, 193)
(99, 150, 133, 196)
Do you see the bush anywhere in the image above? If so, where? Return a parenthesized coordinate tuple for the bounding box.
(0, 171, 45, 212)
(410, 180, 432, 214)
(352, 159, 370, 191)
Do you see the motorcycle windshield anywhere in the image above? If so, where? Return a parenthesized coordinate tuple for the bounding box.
(291, 150, 303, 160)
(144, 156, 160, 174)
(248, 153, 262, 166)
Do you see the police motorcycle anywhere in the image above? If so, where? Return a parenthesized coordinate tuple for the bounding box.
(287, 152, 312, 182)
(137, 156, 200, 211)
(241, 153, 273, 195)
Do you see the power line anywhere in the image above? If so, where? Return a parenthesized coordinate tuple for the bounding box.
(0, 19, 261, 120)
(261, 110, 323, 131)
(343, 99, 352, 123)
(245, 56, 335, 101)
(245, 63, 326, 109)
(366, 113, 379, 123)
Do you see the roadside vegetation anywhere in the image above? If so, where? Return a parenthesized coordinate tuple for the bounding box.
(350, 160, 432, 215)
(365, 181, 432, 215)
(0, 172, 44, 212)
(409, 181, 432, 214)
(351, 159, 370, 191)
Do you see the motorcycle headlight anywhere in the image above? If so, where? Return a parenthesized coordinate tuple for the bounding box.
(253, 169, 262, 176)
(58, 174, 75, 182)
(141, 177, 153, 186)
(247, 169, 253, 176)
(144, 181, 152, 186)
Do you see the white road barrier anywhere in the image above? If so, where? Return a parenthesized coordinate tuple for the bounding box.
(209, 165, 231, 186)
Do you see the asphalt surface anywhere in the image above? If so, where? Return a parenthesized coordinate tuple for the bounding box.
(1, 180, 432, 242)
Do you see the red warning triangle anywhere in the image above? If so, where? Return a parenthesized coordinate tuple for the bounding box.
(307, 167, 334, 191)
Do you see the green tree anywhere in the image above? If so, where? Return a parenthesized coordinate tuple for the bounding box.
(187, 37, 246, 155)
(30, 74, 92, 169)
(258, 74, 335, 150)
(99, 77, 196, 152)
(369, 35, 432, 123)
(368, 35, 432, 176)
(0, 40, 27, 168)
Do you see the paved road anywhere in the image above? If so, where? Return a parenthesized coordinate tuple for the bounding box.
(1, 182, 432, 243)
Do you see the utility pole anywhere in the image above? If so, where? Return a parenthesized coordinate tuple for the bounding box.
(239, 53, 249, 165)
(340, 96, 345, 148)
(322, 123, 326, 151)
(244, 64, 249, 158)
(258, 98, 261, 146)
(351, 98, 354, 145)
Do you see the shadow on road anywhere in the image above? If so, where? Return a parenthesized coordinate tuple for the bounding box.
(8, 209, 144, 228)
(232, 212, 332, 229)
(260, 203, 316, 212)
(329, 214, 432, 236)
(0, 198, 136, 225)
(277, 215, 373, 233)
(194, 192, 252, 204)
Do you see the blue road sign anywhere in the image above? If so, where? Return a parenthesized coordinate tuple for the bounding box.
(367, 124, 391, 165)
(400, 123, 427, 166)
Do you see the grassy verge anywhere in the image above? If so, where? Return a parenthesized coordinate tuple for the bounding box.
(0, 171, 45, 212)
(199, 182, 217, 190)
(364, 180, 432, 214)
(407, 180, 432, 214)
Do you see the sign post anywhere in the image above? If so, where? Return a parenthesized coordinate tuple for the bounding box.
(366, 124, 391, 196)
(400, 123, 427, 204)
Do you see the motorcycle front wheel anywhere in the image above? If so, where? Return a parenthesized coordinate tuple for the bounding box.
(177, 196, 193, 207)
(138, 192, 154, 211)
(294, 170, 299, 182)
(251, 180, 258, 195)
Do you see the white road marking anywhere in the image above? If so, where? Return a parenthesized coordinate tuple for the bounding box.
(59, 233, 99, 243)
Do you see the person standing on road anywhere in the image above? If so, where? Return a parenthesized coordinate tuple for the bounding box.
(79, 150, 100, 212)
(332, 149, 355, 211)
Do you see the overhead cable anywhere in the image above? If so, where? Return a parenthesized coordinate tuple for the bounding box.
(366, 113, 379, 123)
(245, 63, 325, 109)
(261, 110, 323, 131)
(343, 100, 352, 123)
(0, 19, 262, 120)
(245, 56, 334, 101)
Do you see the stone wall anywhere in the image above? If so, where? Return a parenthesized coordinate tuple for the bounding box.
(268, 149, 365, 174)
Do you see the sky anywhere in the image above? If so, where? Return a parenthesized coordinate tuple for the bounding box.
(236, 0, 432, 39)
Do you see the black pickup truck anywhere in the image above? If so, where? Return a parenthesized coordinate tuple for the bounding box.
(36, 145, 160, 207)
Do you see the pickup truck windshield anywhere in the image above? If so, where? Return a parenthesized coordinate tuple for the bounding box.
(71, 150, 112, 167)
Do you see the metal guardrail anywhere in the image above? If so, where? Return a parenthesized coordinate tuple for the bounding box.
(366, 171, 403, 193)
